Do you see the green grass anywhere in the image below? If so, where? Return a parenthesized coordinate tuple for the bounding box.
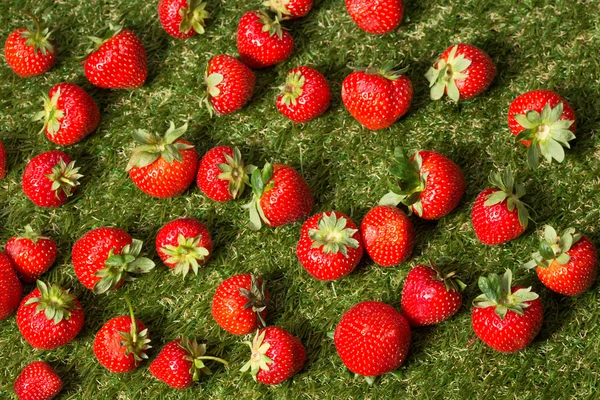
(1, 0, 600, 398)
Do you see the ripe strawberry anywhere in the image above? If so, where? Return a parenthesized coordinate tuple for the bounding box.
(84, 25, 147, 89)
(72, 227, 155, 294)
(265, 0, 312, 18)
(14, 361, 62, 400)
(237, 11, 294, 69)
(360, 205, 414, 267)
(471, 169, 530, 245)
(341, 63, 413, 130)
(0, 252, 23, 320)
(22, 151, 82, 208)
(5, 225, 57, 283)
(150, 337, 228, 389)
(345, 0, 403, 34)
(16, 281, 84, 350)
(158, 0, 209, 39)
(5, 12, 56, 78)
(204, 55, 256, 115)
(425, 44, 496, 102)
(523, 226, 598, 296)
(0, 140, 6, 179)
(241, 327, 306, 385)
(276, 66, 331, 123)
(334, 301, 410, 384)
(126, 122, 198, 198)
(380, 149, 465, 219)
(472, 269, 543, 353)
(211, 274, 270, 335)
(197, 146, 254, 201)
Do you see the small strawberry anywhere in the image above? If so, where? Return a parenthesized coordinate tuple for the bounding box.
(126, 122, 198, 198)
(16, 281, 84, 350)
(158, 0, 209, 39)
(241, 327, 306, 385)
(237, 11, 294, 69)
(14, 361, 62, 400)
(72, 227, 155, 294)
(425, 44, 496, 102)
(0, 140, 6, 179)
(472, 269, 543, 353)
(341, 63, 413, 130)
(204, 55, 256, 115)
(360, 205, 414, 267)
(276, 66, 331, 123)
(197, 146, 254, 202)
(5, 225, 57, 283)
(0, 252, 23, 320)
(22, 151, 82, 208)
(345, 0, 403, 34)
(523, 226, 598, 296)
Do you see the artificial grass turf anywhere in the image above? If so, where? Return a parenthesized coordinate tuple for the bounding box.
(1, 0, 600, 398)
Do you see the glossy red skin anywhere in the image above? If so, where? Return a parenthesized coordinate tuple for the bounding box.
(84, 29, 147, 89)
(158, 0, 196, 39)
(361, 206, 414, 267)
(437, 44, 496, 100)
(272, 0, 313, 18)
(0, 140, 6, 178)
(72, 227, 132, 291)
(471, 188, 526, 245)
(237, 11, 294, 69)
(22, 151, 75, 208)
(150, 339, 194, 389)
(94, 315, 149, 373)
(14, 361, 62, 400)
(0, 252, 22, 320)
(277, 66, 331, 123)
(254, 327, 306, 385)
(5, 28, 56, 77)
(341, 72, 413, 130)
(207, 55, 256, 115)
(197, 146, 235, 201)
(334, 301, 410, 376)
(345, 0, 403, 34)
(5, 234, 57, 283)
(155, 217, 213, 268)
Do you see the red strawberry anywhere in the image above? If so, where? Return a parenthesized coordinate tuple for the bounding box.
(16, 281, 84, 350)
(0, 252, 23, 320)
(126, 122, 198, 198)
(425, 44, 496, 102)
(204, 55, 256, 115)
(471, 169, 530, 245)
(22, 151, 82, 208)
(360, 205, 414, 267)
(244, 162, 314, 230)
(72, 227, 155, 294)
(240, 327, 306, 385)
(334, 301, 410, 384)
(197, 146, 254, 201)
(150, 337, 228, 389)
(14, 361, 62, 400)
(276, 66, 331, 123)
(5, 225, 57, 283)
(158, 0, 209, 39)
(523, 226, 598, 296)
(296, 211, 363, 281)
(472, 269, 543, 353)
(84, 26, 147, 89)
(266, 0, 312, 18)
(211, 274, 270, 335)
(237, 11, 294, 69)
(341, 63, 413, 130)
(5, 12, 56, 78)
(0, 140, 6, 179)
(345, 0, 403, 34)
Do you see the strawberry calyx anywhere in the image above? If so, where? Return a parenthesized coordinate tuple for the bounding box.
(379, 148, 427, 216)
(350, 61, 406, 81)
(238, 274, 271, 328)
(427, 260, 467, 292)
(86, 24, 123, 55)
(160, 234, 210, 278)
(24, 281, 78, 324)
(308, 212, 359, 257)
(257, 10, 286, 40)
(179, 337, 228, 380)
(425, 45, 471, 102)
(119, 297, 151, 361)
(217, 147, 256, 199)
(16, 224, 49, 244)
(32, 88, 64, 137)
(19, 11, 54, 56)
(278, 70, 306, 107)
(240, 330, 273, 380)
(203, 71, 223, 116)
(179, 0, 209, 35)
(126, 122, 193, 171)
(484, 168, 530, 229)
(523, 225, 581, 270)
(243, 162, 275, 230)
(45, 158, 83, 199)
(263, 0, 292, 19)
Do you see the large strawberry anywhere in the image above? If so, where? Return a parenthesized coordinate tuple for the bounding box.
(341, 63, 413, 130)
(197, 146, 254, 202)
(5, 225, 57, 283)
(204, 55, 256, 115)
(0, 252, 22, 320)
(72, 227, 155, 294)
(126, 122, 198, 198)
(237, 11, 294, 69)
(523, 226, 598, 296)
(14, 361, 62, 400)
(380, 149, 465, 219)
(425, 44, 496, 102)
(0, 140, 6, 179)
(158, 0, 209, 39)
(472, 269, 543, 353)
(276, 66, 331, 123)
(345, 0, 403, 34)
(265, 0, 312, 19)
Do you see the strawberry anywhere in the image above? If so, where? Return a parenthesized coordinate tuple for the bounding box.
(244, 162, 314, 230)
(360, 205, 414, 267)
(472, 269, 543, 353)
(345, 0, 403, 34)
(155, 218, 213, 278)
(0, 140, 6, 179)
(22, 151, 82, 208)
(508, 90, 576, 168)
(5, 225, 57, 283)
(16, 281, 84, 350)
(33, 83, 100, 146)
(380, 149, 465, 220)
(341, 63, 413, 130)
(204, 55, 256, 115)
(265, 0, 312, 19)
(276, 66, 331, 123)
(84, 25, 147, 89)
(425, 44, 496, 102)
(72, 227, 155, 294)
(14, 361, 62, 400)
(296, 211, 363, 281)
(5, 12, 56, 78)
(334, 301, 410, 384)
(150, 337, 228, 389)
(237, 11, 294, 69)
(471, 169, 530, 245)
(158, 0, 209, 39)
(126, 122, 198, 198)
(240, 327, 306, 385)
(211, 274, 270, 335)
(0, 252, 23, 320)
(523, 226, 598, 296)
(197, 146, 254, 201)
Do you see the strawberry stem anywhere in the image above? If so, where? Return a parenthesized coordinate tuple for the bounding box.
(21, 10, 41, 37)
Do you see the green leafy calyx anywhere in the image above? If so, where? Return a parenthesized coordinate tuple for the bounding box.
(379, 148, 427, 216)
(308, 212, 359, 257)
(119, 297, 151, 361)
(20, 11, 54, 56)
(473, 269, 539, 319)
(85, 24, 123, 55)
(33, 88, 64, 137)
(427, 260, 467, 293)
(523, 225, 581, 270)
(179, 0, 209, 35)
(238, 274, 270, 328)
(126, 122, 193, 171)
(351, 61, 405, 81)
(45, 158, 83, 199)
(279, 70, 306, 107)
(240, 330, 273, 380)
(257, 11, 285, 40)
(425, 45, 471, 102)
(264, 0, 292, 19)
(17, 224, 49, 244)
(242, 162, 274, 230)
(179, 337, 228, 381)
(24, 281, 78, 324)
(161, 234, 209, 279)
(217, 147, 256, 199)
(484, 168, 530, 229)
